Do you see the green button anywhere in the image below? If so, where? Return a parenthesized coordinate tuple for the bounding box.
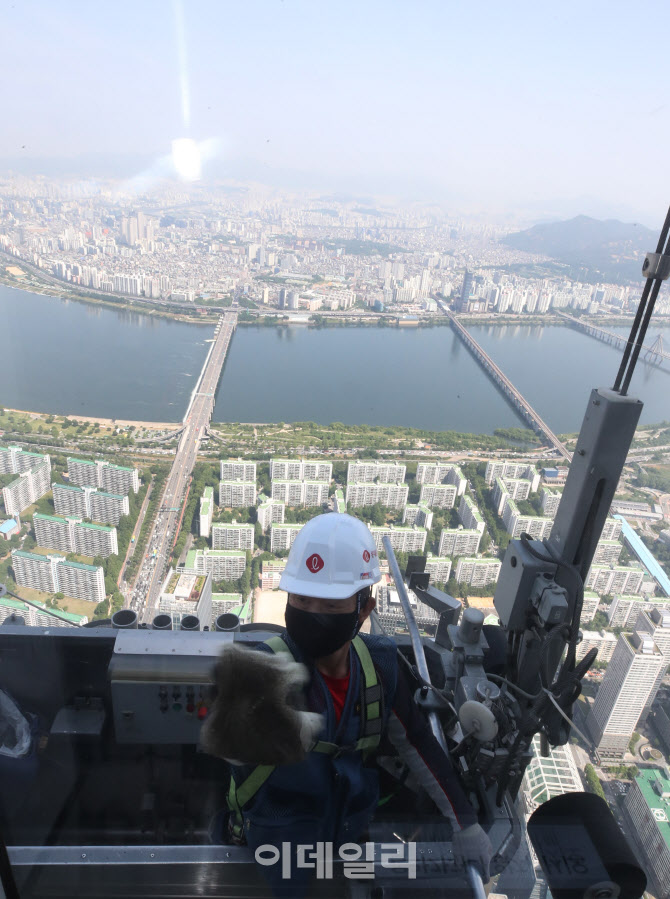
(172, 702, 182, 712)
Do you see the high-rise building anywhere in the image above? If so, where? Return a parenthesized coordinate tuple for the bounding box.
(419, 484, 458, 509)
(67, 458, 139, 494)
(52, 483, 129, 525)
(185, 548, 247, 580)
(345, 483, 408, 509)
(11, 550, 105, 603)
(347, 461, 406, 484)
(415, 462, 466, 494)
(256, 495, 285, 532)
(458, 495, 485, 534)
(438, 528, 482, 557)
(424, 555, 452, 584)
(587, 631, 665, 758)
(219, 481, 257, 508)
(370, 525, 427, 554)
(502, 496, 553, 540)
(622, 769, 670, 898)
(2, 457, 51, 516)
(270, 523, 303, 553)
(454, 557, 502, 587)
(271, 480, 328, 508)
(199, 486, 214, 538)
(271, 460, 332, 482)
(220, 459, 257, 482)
(522, 734, 582, 814)
(159, 567, 213, 628)
(211, 523, 254, 551)
(485, 461, 540, 491)
(402, 503, 433, 530)
(586, 565, 645, 595)
(33, 513, 118, 557)
(635, 608, 670, 717)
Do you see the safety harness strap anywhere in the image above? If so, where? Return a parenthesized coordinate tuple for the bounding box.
(226, 633, 384, 836)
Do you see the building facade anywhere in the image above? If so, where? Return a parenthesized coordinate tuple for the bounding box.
(458, 494, 485, 534)
(219, 481, 257, 508)
(415, 463, 466, 494)
(586, 565, 645, 595)
(271, 459, 332, 482)
(587, 631, 665, 759)
(200, 486, 214, 538)
(370, 525, 427, 554)
(67, 457, 140, 494)
(271, 480, 329, 508)
(438, 528, 482, 557)
(52, 483, 129, 525)
(33, 512, 118, 557)
(257, 495, 285, 532)
(270, 523, 303, 553)
(345, 483, 408, 509)
(211, 523, 254, 551)
(419, 483, 458, 509)
(11, 549, 105, 603)
(3, 457, 51, 517)
(187, 549, 247, 580)
(622, 769, 670, 899)
(454, 557, 502, 587)
(402, 503, 433, 530)
(220, 459, 257, 482)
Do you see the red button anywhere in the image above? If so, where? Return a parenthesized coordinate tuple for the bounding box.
(186, 703, 195, 714)
(197, 706, 208, 720)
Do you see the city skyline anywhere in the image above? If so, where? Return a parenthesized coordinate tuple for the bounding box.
(3, 1, 670, 225)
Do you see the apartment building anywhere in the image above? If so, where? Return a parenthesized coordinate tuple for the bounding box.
(67, 457, 140, 494)
(271, 459, 332, 482)
(485, 460, 540, 491)
(347, 461, 405, 484)
(345, 483, 408, 509)
(220, 459, 257, 482)
(419, 483, 458, 509)
(454, 557, 502, 587)
(3, 457, 52, 517)
(186, 549, 247, 580)
(270, 523, 303, 553)
(459, 494, 485, 534)
(52, 483, 129, 525)
(200, 486, 214, 538)
(11, 549, 105, 603)
(438, 528, 482, 557)
(211, 523, 254, 551)
(33, 512, 118, 557)
(415, 463, 466, 494)
(370, 525, 427, 554)
(502, 496, 553, 540)
(586, 565, 645, 595)
(271, 480, 329, 508)
(219, 481, 257, 508)
(402, 503, 433, 530)
(257, 495, 285, 532)
(260, 559, 287, 590)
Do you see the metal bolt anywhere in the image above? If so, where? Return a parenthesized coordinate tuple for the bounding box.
(150, 853, 155, 858)
(81, 853, 86, 859)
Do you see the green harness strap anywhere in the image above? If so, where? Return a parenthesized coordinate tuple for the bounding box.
(227, 634, 383, 840)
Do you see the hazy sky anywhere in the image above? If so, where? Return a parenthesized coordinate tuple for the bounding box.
(3, 0, 670, 225)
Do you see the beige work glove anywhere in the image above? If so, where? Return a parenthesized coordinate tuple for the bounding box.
(200, 643, 324, 766)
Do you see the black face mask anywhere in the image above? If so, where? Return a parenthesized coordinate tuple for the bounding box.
(285, 599, 362, 659)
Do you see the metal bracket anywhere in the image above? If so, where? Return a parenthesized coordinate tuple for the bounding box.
(414, 684, 453, 713)
(642, 252, 670, 279)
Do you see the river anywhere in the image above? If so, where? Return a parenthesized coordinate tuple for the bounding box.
(1, 285, 668, 434)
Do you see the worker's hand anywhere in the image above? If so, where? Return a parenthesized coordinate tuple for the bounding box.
(451, 823, 494, 882)
(200, 643, 324, 766)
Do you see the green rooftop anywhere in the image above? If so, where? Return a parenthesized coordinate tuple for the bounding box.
(185, 550, 196, 568)
(13, 549, 63, 563)
(0, 595, 86, 623)
(212, 593, 243, 602)
(634, 768, 670, 851)
(68, 457, 96, 467)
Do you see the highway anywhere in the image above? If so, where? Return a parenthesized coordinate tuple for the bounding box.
(131, 311, 237, 624)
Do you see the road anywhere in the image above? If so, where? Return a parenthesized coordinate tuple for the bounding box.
(119, 476, 154, 600)
(130, 312, 237, 624)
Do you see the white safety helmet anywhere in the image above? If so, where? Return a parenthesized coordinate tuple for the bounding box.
(279, 513, 382, 600)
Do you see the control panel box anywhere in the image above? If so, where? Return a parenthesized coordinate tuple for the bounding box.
(109, 629, 234, 744)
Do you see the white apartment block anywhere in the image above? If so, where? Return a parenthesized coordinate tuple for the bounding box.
(257, 495, 285, 532)
(67, 457, 139, 494)
(33, 513, 118, 557)
(438, 528, 482, 557)
(492, 477, 531, 516)
(485, 460, 540, 491)
(219, 481, 257, 508)
(502, 496, 553, 540)
(11, 549, 105, 603)
(271, 459, 332, 482)
(374, 583, 439, 633)
(52, 483, 129, 525)
(402, 503, 433, 530)
(540, 487, 562, 517)
(576, 630, 618, 663)
(270, 523, 303, 553)
(159, 568, 213, 627)
(271, 480, 329, 508)
(0, 446, 48, 475)
(211, 523, 254, 551)
(189, 549, 247, 580)
(370, 525, 427, 554)
(607, 595, 670, 629)
(0, 595, 87, 627)
(601, 517, 623, 541)
(454, 557, 502, 587)
(347, 461, 406, 484)
(587, 631, 665, 758)
(200, 486, 214, 538)
(424, 555, 452, 584)
(3, 457, 52, 517)
(415, 462, 466, 495)
(345, 483, 408, 509)
(419, 483, 458, 509)
(592, 539, 623, 566)
(581, 591, 600, 625)
(260, 559, 287, 590)
(459, 494, 485, 534)
(220, 459, 257, 482)
(586, 565, 645, 595)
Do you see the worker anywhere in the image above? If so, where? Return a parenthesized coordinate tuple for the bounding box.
(202, 513, 493, 897)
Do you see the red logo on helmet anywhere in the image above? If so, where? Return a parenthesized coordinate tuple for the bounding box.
(363, 549, 371, 563)
(306, 553, 324, 573)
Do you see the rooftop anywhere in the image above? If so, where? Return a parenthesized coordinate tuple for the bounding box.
(0, 519, 18, 534)
(615, 515, 670, 597)
(634, 768, 670, 851)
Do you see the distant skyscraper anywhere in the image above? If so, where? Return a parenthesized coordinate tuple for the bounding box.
(458, 270, 473, 311)
(587, 630, 665, 759)
(278, 288, 287, 309)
